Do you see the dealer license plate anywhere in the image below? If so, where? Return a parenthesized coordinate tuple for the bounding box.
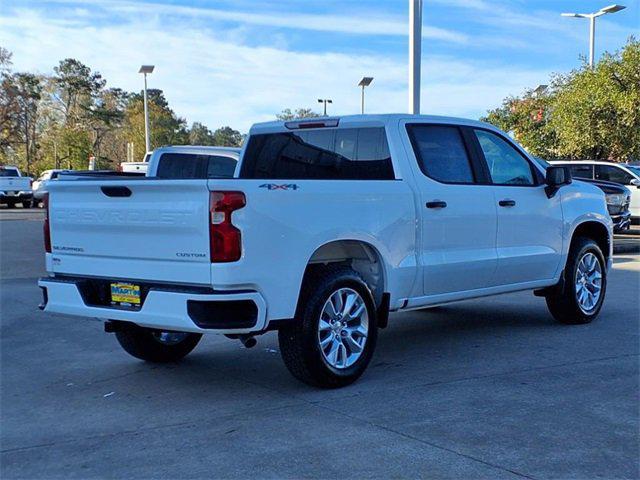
(110, 282, 141, 307)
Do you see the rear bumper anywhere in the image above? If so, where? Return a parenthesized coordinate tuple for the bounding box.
(38, 277, 267, 334)
(0, 191, 32, 201)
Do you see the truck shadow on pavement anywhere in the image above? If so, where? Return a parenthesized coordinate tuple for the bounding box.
(93, 262, 637, 397)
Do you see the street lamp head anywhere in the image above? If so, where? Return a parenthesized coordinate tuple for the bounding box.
(358, 77, 374, 87)
(599, 4, 625, 14)
(138, 65, 155, 74)
(317, 99, 323, 103)
(533, 84, 548, 95)
(561, 13, 581, 17)
(327, 99, 333, 104)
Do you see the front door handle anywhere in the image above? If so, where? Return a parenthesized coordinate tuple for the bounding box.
(426, 200, 447, 209)
(498, 199, 516, 207)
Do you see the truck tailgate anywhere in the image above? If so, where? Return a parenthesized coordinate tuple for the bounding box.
(47, 179, 212, 284)
(0, 177, 30, 191)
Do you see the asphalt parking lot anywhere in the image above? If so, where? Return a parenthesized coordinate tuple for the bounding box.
(1, 210, 639, 479)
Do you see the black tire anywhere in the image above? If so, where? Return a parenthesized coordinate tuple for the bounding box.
(21, 201, 32, 208)
(6, 201, 16, 209)
(278, 265, 378, 388)
(545, 237, 607, 325)
(115, 325, 202, 363)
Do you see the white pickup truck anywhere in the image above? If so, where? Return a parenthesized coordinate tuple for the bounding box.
(0, 166, 33, 208)
(39, 115, 612, 388)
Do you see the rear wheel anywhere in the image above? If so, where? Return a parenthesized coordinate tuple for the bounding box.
(545, 237, 607, 324)
(115, 325, 202, 363)
(6, 201, 16, 209)
(278, 265, 378, 388)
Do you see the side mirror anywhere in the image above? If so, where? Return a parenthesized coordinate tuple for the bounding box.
(630, 178, 640, 188)
(545, 166, 571, 198)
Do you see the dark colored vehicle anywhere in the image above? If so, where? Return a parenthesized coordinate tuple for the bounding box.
(579, 178, 631, 232)
(534, 158, 631, 232)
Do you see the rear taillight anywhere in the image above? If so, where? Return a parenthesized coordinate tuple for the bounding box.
(210, 191, 245, 262)
(43, 193, 51, 253)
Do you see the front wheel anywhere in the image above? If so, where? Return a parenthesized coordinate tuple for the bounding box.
(115, 326, 202, 363)
(278, 265, 378, 388)
(545, 237, 607, 324)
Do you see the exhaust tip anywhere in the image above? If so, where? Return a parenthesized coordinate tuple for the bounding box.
(240, 335, 257, 349)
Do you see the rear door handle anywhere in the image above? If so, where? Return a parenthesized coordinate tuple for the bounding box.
(426, 201, 447, 209)
(498, 199, 516, 207)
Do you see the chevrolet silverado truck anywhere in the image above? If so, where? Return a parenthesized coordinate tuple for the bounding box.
(1, 166, 33, 208)
(39, 115, 612, 388)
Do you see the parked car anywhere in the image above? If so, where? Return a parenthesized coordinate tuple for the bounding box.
(550, 160, 640, 222)
(0, 166, 33, 208)
(582, 179, 631, 233)
(32, 169, 71, 207)
(39, 115, 612, 388)
(534, 159, 631, 233)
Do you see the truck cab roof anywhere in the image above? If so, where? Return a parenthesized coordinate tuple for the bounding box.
(250, 114, 498, 135)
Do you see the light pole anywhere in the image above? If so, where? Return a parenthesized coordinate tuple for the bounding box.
(317, 98, 332, 116)
(409, 0, 422, 114)
(561, 4, 626, 68)
(138, 65, 155, 153)
(357, 77, 374, 114)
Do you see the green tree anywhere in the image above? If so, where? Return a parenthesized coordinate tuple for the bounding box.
(52, 58, 105, 125)
(276, 108, 320, 121)
(188, 122, 215, 145)
(211, 126, 243, 147)
(122, 93, 188, 157)
(484, 38, 640, 162)
(482, 89, 558, 159)
(549, 39, 640, 161)
(0, 46, 12, 71)
(0, 72, 43, 173)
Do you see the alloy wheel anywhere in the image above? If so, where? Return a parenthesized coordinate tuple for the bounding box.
(317, 288, 369, 369)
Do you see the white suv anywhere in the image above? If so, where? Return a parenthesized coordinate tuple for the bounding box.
(550, 160, 640, 221)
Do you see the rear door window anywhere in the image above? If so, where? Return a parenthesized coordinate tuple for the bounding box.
(0, 169, 19, 177)
(567, 164, 593, 179)
(406, 125, 475, 184)
(240, 127, 394, 180)
(156, 153, 237, 179)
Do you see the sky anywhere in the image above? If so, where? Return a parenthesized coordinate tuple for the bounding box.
(0, 0, 638, 131)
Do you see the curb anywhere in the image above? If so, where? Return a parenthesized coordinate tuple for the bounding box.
(613, 242, 640, 255)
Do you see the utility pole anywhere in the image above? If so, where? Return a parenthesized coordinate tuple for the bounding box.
(409, 0, 422, 114)
(138, 65, 155, 153)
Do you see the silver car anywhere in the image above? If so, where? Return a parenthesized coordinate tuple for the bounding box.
(32, 170, 70, 207)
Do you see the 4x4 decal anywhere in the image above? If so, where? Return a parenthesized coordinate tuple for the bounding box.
(259, 183, 299, 190)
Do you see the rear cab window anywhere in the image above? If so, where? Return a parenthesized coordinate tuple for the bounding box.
(240, 127, 394, 180)
(155, 153, 237, 179)
(0, 168, 19, 177)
